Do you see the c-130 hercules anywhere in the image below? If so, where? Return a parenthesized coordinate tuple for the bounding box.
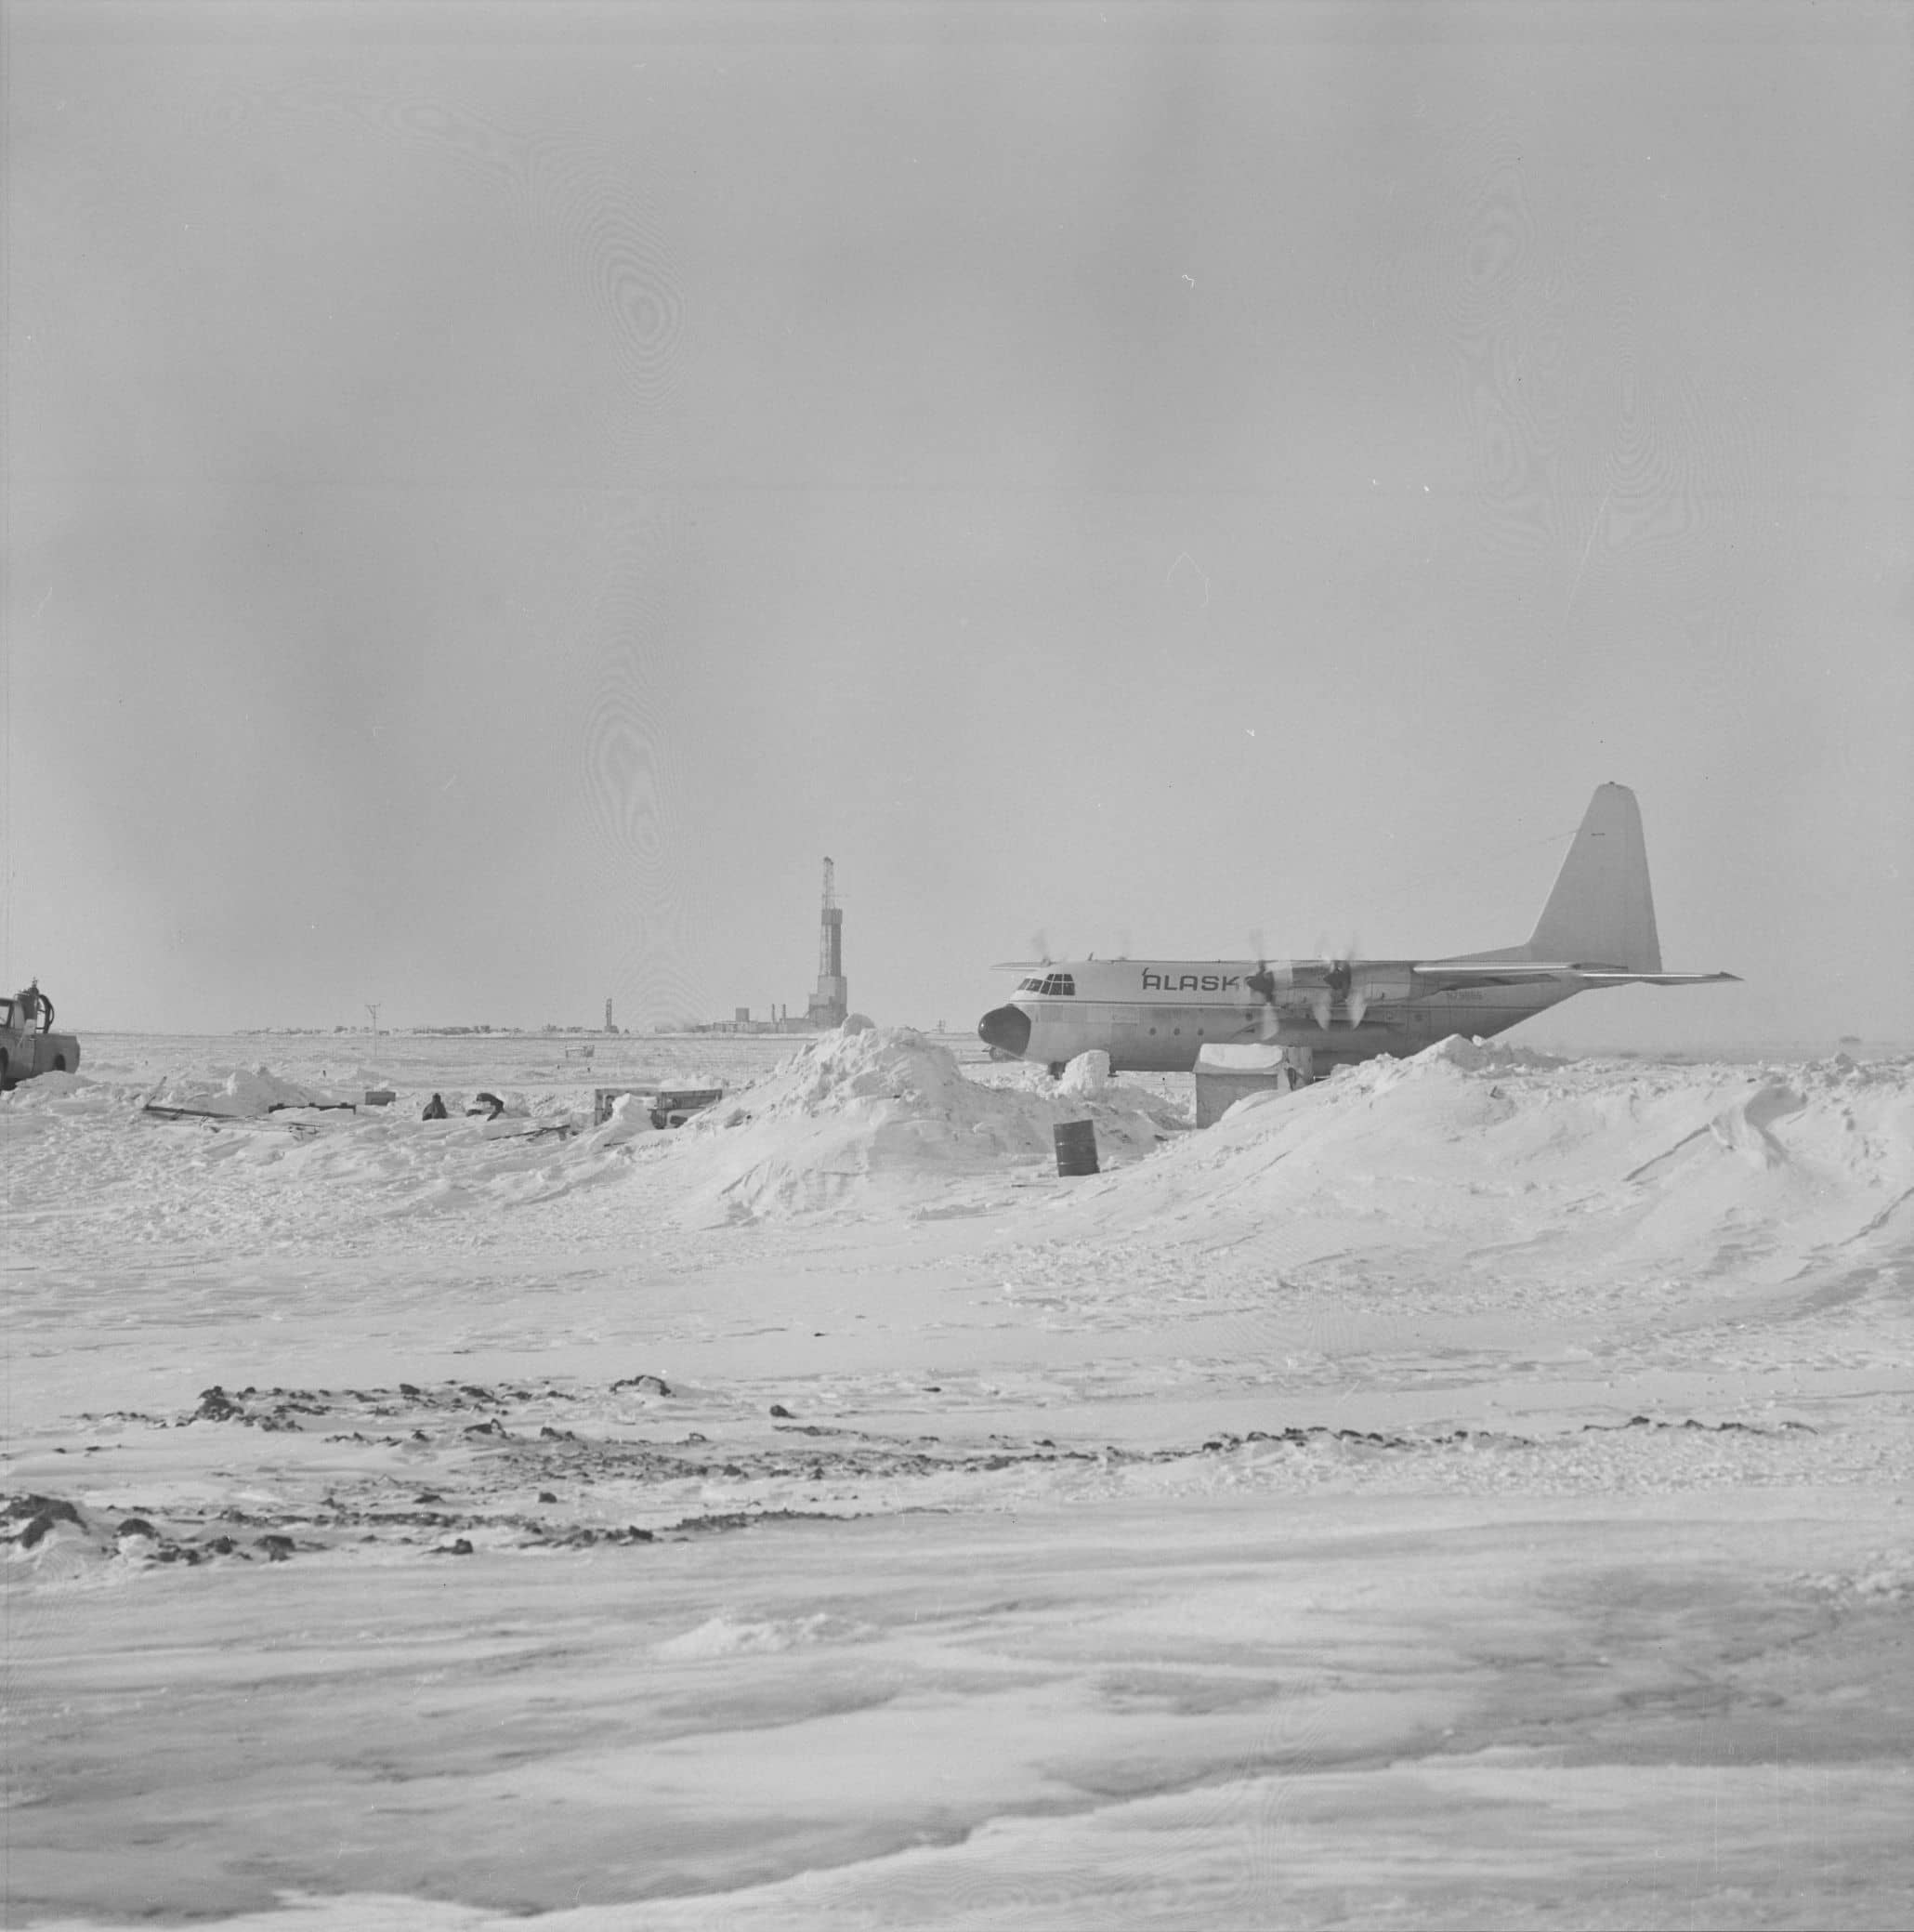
(977, 784, 1737, 1078)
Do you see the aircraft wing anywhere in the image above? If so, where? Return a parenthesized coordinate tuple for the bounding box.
(1413, 962, 1739, 985)
(1411, 961, 1583, 979)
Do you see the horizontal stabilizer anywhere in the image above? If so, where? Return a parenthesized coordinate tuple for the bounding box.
(1569, 970, 1741, 985)
(1414, 962, 1738, 986)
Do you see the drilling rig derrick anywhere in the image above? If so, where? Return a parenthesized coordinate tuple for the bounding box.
(806, 857, 848, 1029)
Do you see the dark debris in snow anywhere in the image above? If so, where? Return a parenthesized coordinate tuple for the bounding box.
(8, 1377, 1832, 1580)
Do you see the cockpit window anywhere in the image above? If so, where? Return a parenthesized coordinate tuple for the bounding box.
(1016, 973, 1076, 996)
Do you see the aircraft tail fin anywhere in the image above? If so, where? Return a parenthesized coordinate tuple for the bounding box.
(1525, 783, 1662, 972)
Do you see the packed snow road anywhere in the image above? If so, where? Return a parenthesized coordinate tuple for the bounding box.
(4, 1026, 1910, 1927)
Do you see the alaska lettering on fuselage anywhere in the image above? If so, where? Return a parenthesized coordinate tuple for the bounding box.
(977, 784, 1738, 1077)
(1142, 972, 1244, 993)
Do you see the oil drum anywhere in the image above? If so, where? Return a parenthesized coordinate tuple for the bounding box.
(1053, 1119, 1099, 1176)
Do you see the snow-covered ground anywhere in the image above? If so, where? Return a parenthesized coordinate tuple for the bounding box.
(4, 1027, 1911, 1928)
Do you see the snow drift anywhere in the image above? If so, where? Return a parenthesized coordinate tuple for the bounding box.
(667, 1021, 1179, 1223)
(148, 1064, 347, 1117)
(1045, 1036, 1914, 1304)
(9, 1035, 1908, 1301)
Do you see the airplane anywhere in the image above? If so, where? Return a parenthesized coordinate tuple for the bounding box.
(977, 783, 1737, 1077)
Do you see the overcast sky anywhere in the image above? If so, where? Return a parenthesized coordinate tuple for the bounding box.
(5, 0, 1908, 1045)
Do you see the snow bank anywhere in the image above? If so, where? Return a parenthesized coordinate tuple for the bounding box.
(0, 1059, 644, 1265)
(6, 1034, 1184, 1250)
(148, 1064, 346, 1117)
(583, 1091, 654, 1148)
(243, 1107, 625, 1217)
(1051, 1036, 1914, 1302)
(0, 1070, 94, 1133)
(13, 1036, 1907, 1304)
(669, 1026, 1178, 1223)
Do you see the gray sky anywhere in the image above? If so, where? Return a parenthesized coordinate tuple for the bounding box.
(5, 0, 1908, 1044)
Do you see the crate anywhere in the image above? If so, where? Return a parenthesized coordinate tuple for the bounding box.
(1192, 1045, 1312, 1127)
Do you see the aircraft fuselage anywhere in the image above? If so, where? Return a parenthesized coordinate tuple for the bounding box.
(977, 958, 1583, 1075)
(977, 787, 1738, 1077)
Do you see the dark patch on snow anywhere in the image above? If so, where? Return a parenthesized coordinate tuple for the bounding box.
(10, 1382, 1830, 1583)
(1598, 1414, 1817, 1435)
(5, 1492, 84, 1528)
(186, 1385, 326, 1431)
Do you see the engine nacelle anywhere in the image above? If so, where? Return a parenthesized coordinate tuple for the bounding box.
(1350, 969, 1415, 1008)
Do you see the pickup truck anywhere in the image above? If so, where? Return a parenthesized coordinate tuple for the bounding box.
(0, 992, 81, 1089)
(592, 1084, 726, 1129)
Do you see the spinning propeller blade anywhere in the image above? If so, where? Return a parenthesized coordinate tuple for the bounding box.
(1310, 931, 1361, 1027)
(1340, 932, 1367, 1026)
(1244, 931, 1281, 1040)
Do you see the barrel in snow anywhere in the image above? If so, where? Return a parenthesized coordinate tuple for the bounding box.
(1054, 1120, 1099, 1176)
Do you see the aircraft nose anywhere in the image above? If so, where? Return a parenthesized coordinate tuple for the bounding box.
(977, 1004, 1031, 1057)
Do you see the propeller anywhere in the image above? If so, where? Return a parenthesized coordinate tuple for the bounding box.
(1028, 928, 1052, 965)
(1307, 932, 1364, 1028)
(1338, 932, 1368, 1026)
(1245, 930, 1280, 1041)
(1243, 932, 1373, 1033)
(1304, 931, 1331, 1029)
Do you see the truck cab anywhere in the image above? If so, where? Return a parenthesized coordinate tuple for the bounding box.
(0, 995, 81, 1089)
(648, 1086, 725, 1129)
(591, 1084, 727, 1130)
